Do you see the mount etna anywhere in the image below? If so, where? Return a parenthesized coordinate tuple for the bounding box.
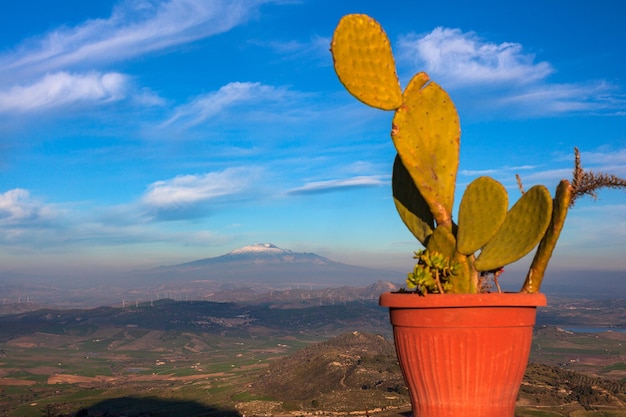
(132, 243, 401, 287)
(1, 244, 403, 308)
(4, 243, 624, 309)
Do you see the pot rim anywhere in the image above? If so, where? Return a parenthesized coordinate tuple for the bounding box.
(379, 291, 547, 308)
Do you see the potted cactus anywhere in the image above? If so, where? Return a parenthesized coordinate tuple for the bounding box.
(331, 14, 626, 417)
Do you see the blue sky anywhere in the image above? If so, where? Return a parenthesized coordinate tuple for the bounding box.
(1, 0, 625, 285)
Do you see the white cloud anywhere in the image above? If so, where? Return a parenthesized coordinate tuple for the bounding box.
(568, 148, 626, 166)
(0, 189, 65, 247)
(0, 71, 128, 112)
(255, 35, 331, 62)
(1, 0, 272, 78)
(142, 167, 260, 209)
(288, 176, 386, 195)
(547, 148, 626, 181)
(512, 168, 573, 186)
(397, 27, 553, 87)
(0, 189, 56, 226)
(163, 81, 296, 127)
(460, 165, 536, 178)
(0, 1, 273, 113)
(0, 187, 231, 250)
(497, 81, 619, 115)
(488, 148, 626, 191)
(396, 27, 626, 117)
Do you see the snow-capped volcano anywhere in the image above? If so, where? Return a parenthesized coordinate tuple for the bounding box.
(138, 243, 400, 287)
(218, 243, 330, 265)
(227, 243, 292, 256)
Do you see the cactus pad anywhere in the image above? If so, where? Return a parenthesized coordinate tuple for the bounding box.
(392, 154, 434, 245)
(457, 176, 508, 255)
(392, 72, 460, 228)
(329, 13, 603, 294)
(522, 179, 573, 293)
(426, 224, 457, 261)
(331, 14, 403, 110)
(474, 185, 553, 271)
(425, 227, 472, 293)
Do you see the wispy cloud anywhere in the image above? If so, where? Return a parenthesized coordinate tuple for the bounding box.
(550, 148, 626, 180)
(497, 82, 621, 115)
(253, 35, 331, 62)
(141, 167, 262, 220)
(396, 27, 626, 117)
(0, 0, 274, 113)
(288, 176, 386, 195)
(512, 168, 572, 186)
(0, 164, 265, 248)
(0, 189, 57, 226)
(475, 148, 626, 189)
(460, 165, 536, 178)
(398, 27, 552, 87)
(0, 189, 69, 248)
(0, 72, 128, 112)
(574, 148, 626, 166)
(1, 0, 271, 78)
(0, 181, 247, 249)
(162, 82, 296, 127)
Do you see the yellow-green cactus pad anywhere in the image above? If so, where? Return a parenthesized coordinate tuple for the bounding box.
(522, 179, 573, 293)
(392, 72, 460, 228)
(426, 226, 472, 293)
(331, 14, 403, 110)
(449, 254, 472, 294)
(392, 154, 434, 246)
(457, 176, 508, 255)
(474, 185, 553, 272)
(426, 225, 457, 262)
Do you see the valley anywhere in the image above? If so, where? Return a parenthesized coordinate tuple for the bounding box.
(0, 291, 624, 416)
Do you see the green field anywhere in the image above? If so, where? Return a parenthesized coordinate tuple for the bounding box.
(0, 328, 318, 416)
(0, 301, 624, 416)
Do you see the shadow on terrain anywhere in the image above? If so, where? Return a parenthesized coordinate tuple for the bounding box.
(73, 396, 242, 417)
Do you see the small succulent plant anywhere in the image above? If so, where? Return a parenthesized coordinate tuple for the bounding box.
(330, 14, 626, 294)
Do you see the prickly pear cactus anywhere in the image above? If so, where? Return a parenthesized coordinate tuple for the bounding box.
(521, 179, 573, 293)
(425, 226, 472, 293)
(330, 13, 566, 294)
(331, 14, 402, 110)
(474, 185, 553, 272)
(392, 72, 460, 229)
(457, 176, 508, 255)
(392, 155, 434, 246)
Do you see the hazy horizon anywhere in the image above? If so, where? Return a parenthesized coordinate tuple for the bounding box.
(1, 1, 625, 288)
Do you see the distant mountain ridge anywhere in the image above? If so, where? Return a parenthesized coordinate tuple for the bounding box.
(179, 243, 333, 266)
(141, 243, 400, 288)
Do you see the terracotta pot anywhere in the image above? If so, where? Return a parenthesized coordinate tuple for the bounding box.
(379, 292, 547, 417)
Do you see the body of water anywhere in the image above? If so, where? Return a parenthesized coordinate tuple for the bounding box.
(561, 326, 626, 333)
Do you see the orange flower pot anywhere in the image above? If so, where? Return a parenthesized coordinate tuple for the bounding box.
(379, 292, 547, 417)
